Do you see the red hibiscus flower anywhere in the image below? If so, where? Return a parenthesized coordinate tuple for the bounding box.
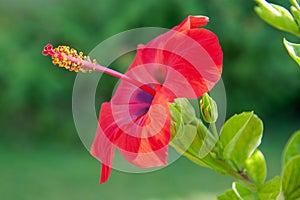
(43, 15, 222, 184)
(91, 15, 222, 183)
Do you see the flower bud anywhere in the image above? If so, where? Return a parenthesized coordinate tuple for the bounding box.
(173, 98, 196, 124)
(200, 93, 218, 123)
(169, 103, 183, 138)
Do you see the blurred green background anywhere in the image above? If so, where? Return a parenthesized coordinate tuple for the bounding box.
(0, 0, 299, 199)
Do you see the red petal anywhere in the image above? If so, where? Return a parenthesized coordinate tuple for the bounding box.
(112, 84, 171, 166)
(90, 102, 117, 184)
(100, 164, 112, 184)
(182, 28, 222, 73)
(174, 15, 209, 31)
(91, 83, 171, 169)
(115, 86, 171, 167)
(128, 16, 222, 98)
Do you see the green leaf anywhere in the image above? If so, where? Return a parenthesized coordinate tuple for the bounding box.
(290, 0, 300, 11)
(291, 6, 300, 26)
(232, 182, 257, 200)
(195, 119, 217, 158)
(283, 38, 300, 66)
(282, 155, 300, 200)
(257, 176, 281, 200)
(283, 130, 300, 165)
(254, 0, 300, 36)
(218, 189, 241, 200)
(219, 112, 263, 170)
(245, 150, 267, 185)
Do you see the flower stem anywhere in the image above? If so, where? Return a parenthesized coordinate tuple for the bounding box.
(210, 123, 219, 139)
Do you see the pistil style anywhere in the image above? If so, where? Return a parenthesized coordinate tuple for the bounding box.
(43, 44, 156, 96)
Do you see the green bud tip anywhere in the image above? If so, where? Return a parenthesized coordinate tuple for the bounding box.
(200, 93, 218, 123)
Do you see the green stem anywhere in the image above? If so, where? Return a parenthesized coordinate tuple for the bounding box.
(192, 150, 255, 188)
(171, 137, 255, 188)
(210, 123, 219, 140)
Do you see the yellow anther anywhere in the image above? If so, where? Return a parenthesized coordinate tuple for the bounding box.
(44, 44, 97, 73)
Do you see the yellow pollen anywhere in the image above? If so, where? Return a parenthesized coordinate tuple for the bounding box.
(50, 45, 95, 73)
